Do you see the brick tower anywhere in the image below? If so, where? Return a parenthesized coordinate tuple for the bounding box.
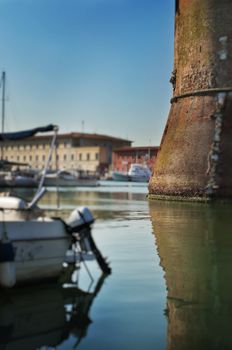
(149, 0, 232, 200)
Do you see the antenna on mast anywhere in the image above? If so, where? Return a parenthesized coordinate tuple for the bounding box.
(81, 120, 85, 133)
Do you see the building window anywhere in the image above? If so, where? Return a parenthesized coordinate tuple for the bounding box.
(79, 153, 82, 161)
(63, 154, 67, 161)
(42, 155, 46, 161)
(95, 153, 99, 160)
(71, 154, 74, 161)
(87, 153, 90, 161)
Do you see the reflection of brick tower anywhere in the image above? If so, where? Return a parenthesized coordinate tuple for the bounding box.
(149, 0, 232, 200)
(149, 201, 232, 349)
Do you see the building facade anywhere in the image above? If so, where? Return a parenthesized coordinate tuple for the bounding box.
(112, 146, 159, 173)
(0, 132, 132, 175)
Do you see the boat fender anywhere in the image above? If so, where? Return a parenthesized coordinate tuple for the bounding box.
(0, 241, 16, 288)
(65, 206, 95, 233)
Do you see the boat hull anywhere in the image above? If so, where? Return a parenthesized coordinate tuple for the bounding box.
(0, 176, 38, 188)
(130, 175, 150, 183)
(0, 219, 70, 286)
(112, 172, 130, 181)
(43, 176, 98, 187)
(112, 164, 151, 182)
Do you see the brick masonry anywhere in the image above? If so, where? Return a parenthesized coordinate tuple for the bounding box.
(149, 0, 232, 199)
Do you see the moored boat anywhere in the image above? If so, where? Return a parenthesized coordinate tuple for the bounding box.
(43, 169, 99, 187)
(111, 171, 130, 182)
(128, 163, 151, 182)
(0, 195, 109, 287)
(112, 163, 151, 182)
(0, 72, 40, 188)
(0, 167, 39, 188)
(0, 125, 111, 288)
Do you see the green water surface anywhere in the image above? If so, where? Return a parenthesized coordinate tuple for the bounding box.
(1, 182, 232, 350)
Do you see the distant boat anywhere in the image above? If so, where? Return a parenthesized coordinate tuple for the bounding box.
(128, 163, 151, 182)
(42, 169, 99, 187)
(0, 72, 39, 188)
(112, 171, 130, 182)
(0, 160, 39, 188)
(112, 163, 151, 183)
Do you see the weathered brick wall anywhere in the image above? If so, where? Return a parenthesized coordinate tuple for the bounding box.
(174, 0, 232, 94)
(149, 0, 232, 199)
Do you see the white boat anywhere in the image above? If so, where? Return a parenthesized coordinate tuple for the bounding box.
(112, 163, 151, 182)
(43, 169, 99, 187)
(0, 193, 110, 288)
(0, 124, 111, 288)
(128, 163, 151, 182)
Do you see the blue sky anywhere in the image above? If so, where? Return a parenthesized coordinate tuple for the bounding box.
(0, 0, 174, 146)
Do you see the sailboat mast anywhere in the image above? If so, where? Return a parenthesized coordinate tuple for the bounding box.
(1, 71, 6, 135)
(1, 71, 6, 159)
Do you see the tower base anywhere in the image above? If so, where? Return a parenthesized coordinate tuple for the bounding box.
(148, 91, 232, 200)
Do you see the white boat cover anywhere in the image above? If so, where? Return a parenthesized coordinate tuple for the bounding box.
(0, 196, 27, 209)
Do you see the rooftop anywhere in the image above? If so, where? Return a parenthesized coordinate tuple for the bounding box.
(113, 146, 159, 152)
(10, 131, 132, 143)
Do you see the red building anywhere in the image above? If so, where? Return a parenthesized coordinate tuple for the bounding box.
(112, 146, 159, 173)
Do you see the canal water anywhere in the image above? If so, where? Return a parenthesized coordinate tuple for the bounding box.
(1, 181, 232, 349)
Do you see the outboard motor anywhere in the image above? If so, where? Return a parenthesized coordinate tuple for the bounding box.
(66, 207, 111, 275)
(66, 206, 94, 234)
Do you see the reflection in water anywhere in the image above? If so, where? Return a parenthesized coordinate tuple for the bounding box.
(39, 189, 147, 222)
(4, 185, 148, 224)
(41, 188, 147, 206)
(0, 274, 107, 350)
(149, 201, 232, 350)
(8, 184, 147, 205)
